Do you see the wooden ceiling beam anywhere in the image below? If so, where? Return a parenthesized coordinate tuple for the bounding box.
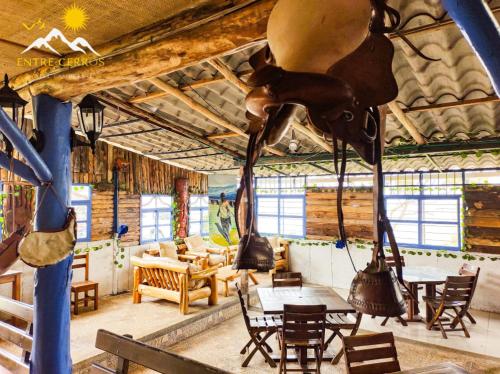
(93, 92, 244, 161)
(206, 132, 241, 140)
(148, 77, 286, 156)
(128, 76, 226, 103)
(11, 0, 276, 100)
(387, 101, 426, 145)
(403, 95, 499, 113)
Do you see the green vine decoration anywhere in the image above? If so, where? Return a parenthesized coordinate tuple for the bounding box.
(286, 239, 500, 262)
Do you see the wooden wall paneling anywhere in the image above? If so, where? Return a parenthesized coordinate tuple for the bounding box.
(464, 185, 500, 254)
(306, 189, 374, 240)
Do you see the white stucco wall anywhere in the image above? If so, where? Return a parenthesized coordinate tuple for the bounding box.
(289, 241, 500, 313)
(0, 239, 153, 304)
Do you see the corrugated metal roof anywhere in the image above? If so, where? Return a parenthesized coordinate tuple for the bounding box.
(82, 0, 499, 174)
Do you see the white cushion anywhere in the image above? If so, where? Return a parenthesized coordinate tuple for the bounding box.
(159, 241, 178, 260)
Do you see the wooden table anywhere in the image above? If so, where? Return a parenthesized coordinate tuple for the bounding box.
(403, 266, 451, 322)
(215, 266, 258, 297)
(395, 362, 469, 373)
(257, 286, 357, 367)
(0, 270, 22, 301)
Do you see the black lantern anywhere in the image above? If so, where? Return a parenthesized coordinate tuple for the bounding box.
(0, 74, 28, 156)
(77, 94, 104, 154)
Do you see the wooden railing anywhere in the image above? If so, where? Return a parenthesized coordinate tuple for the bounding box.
(91, 329, 231, 374)
(0, 296, 33, 373)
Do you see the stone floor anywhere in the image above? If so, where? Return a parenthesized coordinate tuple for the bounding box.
(69, 276, 500, 372)
(70, 271, 270, 365)
(165, 315, 500, 374)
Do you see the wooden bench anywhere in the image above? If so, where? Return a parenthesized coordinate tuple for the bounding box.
(91, 329, 231, 374)
(0, 296, 33, 373)
(215, 266, 258, 297)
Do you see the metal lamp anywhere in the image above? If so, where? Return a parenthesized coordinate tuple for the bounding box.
(0, 74, 28, 156)
(77, 94, 104, 154)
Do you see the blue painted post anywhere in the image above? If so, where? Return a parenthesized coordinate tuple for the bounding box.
(30, 94, 73, 373)
(442, 0, 500, 95)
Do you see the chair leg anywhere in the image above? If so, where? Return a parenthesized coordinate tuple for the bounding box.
(466, 311, 477, 324)
(453, 307, 470, 338)
(381, 317, 390, 326)
(242, 331, 276, 368)
(94, 285, 98, 310)
(279, 343, 285, 374)
(397, 315, 408, 326)
(240, 338, 253, 354)
(84, 291, 88, 307)
(74, 292, 79, 315)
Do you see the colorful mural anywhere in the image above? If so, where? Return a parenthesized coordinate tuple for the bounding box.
(208, 175, 239, 247)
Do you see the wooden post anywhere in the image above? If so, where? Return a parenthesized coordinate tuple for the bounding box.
(175, 178, 189, 239)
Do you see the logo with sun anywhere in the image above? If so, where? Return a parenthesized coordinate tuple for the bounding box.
(21, 2, 100, 57)
(62, 3, 88, 32)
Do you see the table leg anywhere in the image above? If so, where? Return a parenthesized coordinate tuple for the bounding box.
(425, 284, 436, 323)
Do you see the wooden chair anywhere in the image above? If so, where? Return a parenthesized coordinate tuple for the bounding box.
(374, 256, 411, 327)
(423, 275, 477, 339)
(71, 253, 99, 315)
(451, 264, 480, 324)
(325, 312, 362, 364)
(236, 284, 280, 368)
(272, 272, 302, 288)
(343, 332, 401, 374)
(92, 329, 230, 374)
(267, 237, 290, 274)
(279, 304, 327, 374)
(0, 296, 33, 373)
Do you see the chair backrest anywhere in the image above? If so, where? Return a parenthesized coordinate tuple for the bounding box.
(92, 329, 231, 374)
(385, 256, 405, 267)
(235, 284, 251, 329)
(282, 304, 326, 345)
(272, 272, 302, 287)
(343, 332, 401, 374)
(441, 275, 477, 310)
(73, 253, 90, 281)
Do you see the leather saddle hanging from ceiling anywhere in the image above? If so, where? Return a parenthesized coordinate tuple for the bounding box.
(234, 0, 409, 316)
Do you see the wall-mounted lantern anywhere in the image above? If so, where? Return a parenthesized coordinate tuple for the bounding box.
(76, 94, 104, 154)
(0, 74, 28, 156)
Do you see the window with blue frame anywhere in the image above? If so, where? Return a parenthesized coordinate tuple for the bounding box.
(140, 195, 172, 243)
(189, 195, 209, 236)
(384, 172, 463, 250)
(70, 185, 92, 242)
(255, 177, 305, 238)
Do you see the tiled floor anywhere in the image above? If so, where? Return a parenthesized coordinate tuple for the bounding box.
(334, 287, 500, 359)
(70, 271, 270, 364)
(69, 277, 500, 370)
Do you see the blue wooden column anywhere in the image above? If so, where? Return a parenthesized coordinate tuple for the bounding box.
(30, 94, 73, 373)
(442, 0, 500, 95)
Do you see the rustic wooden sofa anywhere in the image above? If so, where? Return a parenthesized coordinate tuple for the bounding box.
(184, 235, 230, 266)
(131, 256, 218, 314)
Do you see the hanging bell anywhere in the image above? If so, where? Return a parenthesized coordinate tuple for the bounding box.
(232, 234, 275, 272)
(347, 261, 407, 317)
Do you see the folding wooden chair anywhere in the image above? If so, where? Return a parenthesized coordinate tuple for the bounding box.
(279, 304, 327, 374)
(325, 312, 362, 364)
(272, 272, 302, 288)
(458, 264, 480, 324)
(423, 275, 477, 339)
(343, 332, 401, 374)
(236, 284, 280, 368)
